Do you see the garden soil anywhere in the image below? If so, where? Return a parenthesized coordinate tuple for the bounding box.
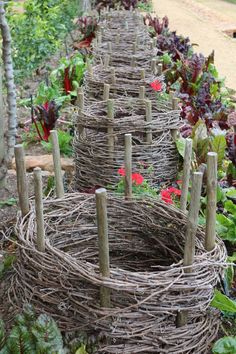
(153, 0, 236, 91)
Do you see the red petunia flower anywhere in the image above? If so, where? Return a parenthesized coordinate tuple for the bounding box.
(132, 173, 144, 185)
(150, 80, 162, 92)
(118, 168, 125, 176)
(167, 187, 182, 196)
(161, 190, 173, 204)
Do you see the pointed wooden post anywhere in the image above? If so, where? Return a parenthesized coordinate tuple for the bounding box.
(125, 134, 132, 199)
(139, 86, 145, 100)
(180, 139, 192, 213)
(50, 130, 64, 199)
(96, 188, 111, 308)
(14, 144, 29, 216)
(205, 152, 217, 251)
(103, 83, 110, 101)
(34, 167, 45, 252)
(104, 54, 110, 69)
(176, 171, 203, 327)
(107, 99, 114, 160)
(157, 63, 163, 75)
(145, 100, 152, 144)
(140, 69, 145, 80)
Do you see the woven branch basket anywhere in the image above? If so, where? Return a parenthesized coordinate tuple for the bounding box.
(7, 194, 226, 353)
(83, 65, 165, 104)
(74, 97, 180, 191)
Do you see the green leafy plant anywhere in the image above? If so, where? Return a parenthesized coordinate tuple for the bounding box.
(6, 0, 80, 81)
(0, 198, 17, 208)
(216, 198, 236, 243)
(212, 336, 236, 354)
(50, 53, 86, 99)
(0, 305, 65, 353)
(41, 129, 73, 156)
(211, 290, 236, 313)
(0, 254, 16, 280)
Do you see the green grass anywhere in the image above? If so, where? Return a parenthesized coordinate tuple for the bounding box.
(223, 0, 236, 4)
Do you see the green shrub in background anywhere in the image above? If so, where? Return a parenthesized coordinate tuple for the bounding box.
(6, 0, 81, 81)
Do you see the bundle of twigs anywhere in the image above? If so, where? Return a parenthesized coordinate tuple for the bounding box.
(83, 65, 165, 103)
(6, 194, 226, 353)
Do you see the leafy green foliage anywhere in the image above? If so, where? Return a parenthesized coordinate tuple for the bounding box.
(0, 254, 16, 280)
(6, 0, 80, 81)
(41, 129, 73, 156)
(211, 290, 236, 313)
(212, 337, 236, 354)
(216, 200, 236, 243)
(0, 306, 66, 353)
(0, 198, 17, 208)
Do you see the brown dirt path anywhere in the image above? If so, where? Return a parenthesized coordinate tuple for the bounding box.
(152, 0, 236, 91)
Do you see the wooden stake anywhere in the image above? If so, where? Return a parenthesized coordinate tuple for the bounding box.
(180, 139, 192, 213)
(95, 188, 110, 308)
(176, 172, 203, 327)
(172, 97, 179, 110)
(50, 130, 65, 199)
(97, 32, 102, 45)
(139, 86, 145, 100)
(14, 144, 29, 216)
(0, 67, 5, 188)
(157, 63, 163, 75)
(205, 152, 217, 251)
(145, 100, 152, 144)
(34, 167, 45, 252)
(107, 99, 114, 160)
(87, 62, 93, 76)
(133, 42, 137, 54)
(110, 67, 116, 85)
(183, 172, 203, 272)
(125, 134, 132, 199)
(131, 56, 136, 68)
(78, 91, 85, 139)
(103, 83, 110, 101)
(115, 33, 120, 44)
(151, 58, 156, 74)
(108, 42, 112, 54)
(104, 54, 110, 69)
(140, 69, 145, 80)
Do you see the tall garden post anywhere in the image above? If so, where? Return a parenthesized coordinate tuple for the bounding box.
(95, 188, 111, 308)
(111, 68, 116, 85)
(125, 134, 132, 199)
(171, 97, 179, 141)
(131, 56, 136, 68)
(115, 33, 120, 44)
(50, 130, 65, 199)
(133, 42, 137, 54)
(177, 171, 203, 327)
(145, 100, 152, 144)
(34, 167, 45, 252)
(157, 63, 163, 75)
(107, 99, 114, 160)
(205, 152, 217, 251)
(104, 54, 110, 70)
(87, 62, 93, 76)
(78, 91, 85, 139)
(180, 139, 192, 213)
(0, 67, 6, 188)
(14, 144, 29, 216)
(0, 2, 17, 163)
(103, 83, 110, 101)
(139, 86, 145, 100)
(108, 42, 112, 54)
(140, 69, 145, 80)
(151, 58, 156, 74)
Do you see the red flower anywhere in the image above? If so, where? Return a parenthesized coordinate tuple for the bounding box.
(150, 80, 162, 92)
(176, 180, 182, 185)
(161, 190, 173, 204)
(132, 173, 144, 185)
(118, 168, 125, 176)
(167, 187, 182, 196)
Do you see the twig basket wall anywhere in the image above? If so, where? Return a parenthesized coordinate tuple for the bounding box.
(83, 65, 165, 104)
(8, 194, 226, 353)
(74, 97, 179, 191)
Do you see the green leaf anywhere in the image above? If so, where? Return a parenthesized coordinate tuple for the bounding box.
(226, 189, 236, 199)
(224, 200, 236, 215)
(176, 137, 185, 158)
(212, 336, 236, 354)
(211, 290, 236, 313)
(75, 344, 88, 354)
(216, 214, 234, 227)
(211, 135, 226, 168)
